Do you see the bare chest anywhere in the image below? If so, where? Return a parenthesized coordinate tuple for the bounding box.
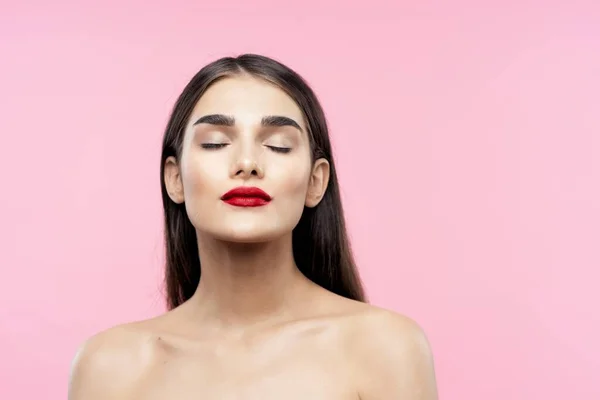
(132, 332, 358, 400)
(136, 360, 355, 399)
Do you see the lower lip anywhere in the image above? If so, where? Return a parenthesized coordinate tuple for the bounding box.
(223, 197, 270, 207)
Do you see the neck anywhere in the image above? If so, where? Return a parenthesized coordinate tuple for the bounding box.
(189, 232, 314, 329)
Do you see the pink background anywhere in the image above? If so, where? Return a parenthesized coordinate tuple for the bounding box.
(1, 1, 599, 398)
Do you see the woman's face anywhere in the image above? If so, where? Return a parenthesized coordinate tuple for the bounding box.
(164, 75, 329, 243)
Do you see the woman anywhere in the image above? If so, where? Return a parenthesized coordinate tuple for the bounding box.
(68, 54, 438, 399)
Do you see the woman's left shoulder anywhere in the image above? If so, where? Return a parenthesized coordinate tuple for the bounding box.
(346, 303, 432, 352)
(339, 302, 438, 399)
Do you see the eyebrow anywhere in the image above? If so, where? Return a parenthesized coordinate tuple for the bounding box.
(193, 114, 303, 132)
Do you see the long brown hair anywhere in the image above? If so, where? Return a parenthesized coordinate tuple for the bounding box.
(160, 54, 366, 309)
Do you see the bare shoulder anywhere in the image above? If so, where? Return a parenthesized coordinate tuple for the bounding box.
(351, 304, 433, 352)
(343, 303, 439, 400)
(68, 320, 160, 400)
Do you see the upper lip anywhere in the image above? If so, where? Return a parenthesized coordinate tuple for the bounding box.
(221, 186, 272, 201)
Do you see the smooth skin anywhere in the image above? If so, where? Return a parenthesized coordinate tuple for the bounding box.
(68, 75, 438, 400)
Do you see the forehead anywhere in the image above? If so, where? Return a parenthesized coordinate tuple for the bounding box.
(191, 75, 306, 128)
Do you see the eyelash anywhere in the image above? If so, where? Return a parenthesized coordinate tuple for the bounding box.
(201, 143, 227, 149)
(268, 146, 291, 154)
(201, 144, 291, 154)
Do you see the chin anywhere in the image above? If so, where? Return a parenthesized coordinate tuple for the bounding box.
(210, 226, 286, 244)
(193, 212, 302, 245)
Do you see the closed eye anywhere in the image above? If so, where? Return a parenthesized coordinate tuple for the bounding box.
(267, 146, 291, 154)
(201, 143, 228, 149)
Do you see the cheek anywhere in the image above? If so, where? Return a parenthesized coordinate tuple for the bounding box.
(273, 163, 312, 202)
(180, 156, 222, 201)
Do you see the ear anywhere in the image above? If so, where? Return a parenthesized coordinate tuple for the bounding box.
(305, 158, 330, 208)
(164, 156, 185, 204)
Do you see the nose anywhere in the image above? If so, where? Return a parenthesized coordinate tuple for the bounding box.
(231, 146, 264, 180)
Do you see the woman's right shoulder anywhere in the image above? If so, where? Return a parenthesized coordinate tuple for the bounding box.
(68, 320, 158, 399)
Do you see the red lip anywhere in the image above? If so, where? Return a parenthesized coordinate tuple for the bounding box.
(221, 186, 272, 207)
